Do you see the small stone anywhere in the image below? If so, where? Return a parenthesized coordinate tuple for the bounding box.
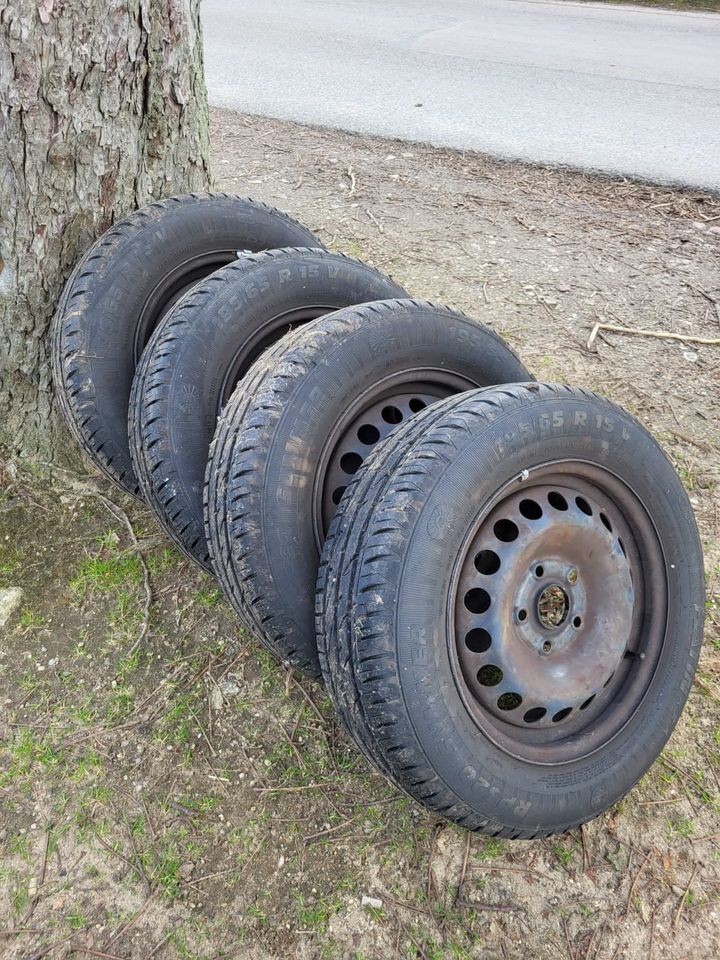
(210, 686, 224, 712)
(362, 895, 383, 910)
(0, 588, 23, 627)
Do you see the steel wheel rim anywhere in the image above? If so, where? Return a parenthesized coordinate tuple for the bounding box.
(313, 368, 477, 547)
(217, 305, 336, 412)
(133, 250, 239, 363)
(448, 461, 668, 765)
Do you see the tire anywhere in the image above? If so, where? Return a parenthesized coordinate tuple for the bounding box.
(52, 193, 322, 496)
(129, 249, 407, 571)
(204, 299, 532, 676)
(316, 383, 705, 836)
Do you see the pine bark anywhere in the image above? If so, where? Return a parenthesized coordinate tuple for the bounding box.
(0, 0, 211, 461)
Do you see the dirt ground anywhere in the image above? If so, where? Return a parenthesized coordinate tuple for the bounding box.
(1, 107, 719, 960)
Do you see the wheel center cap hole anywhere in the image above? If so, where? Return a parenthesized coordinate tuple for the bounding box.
(537, 584, 569, 629)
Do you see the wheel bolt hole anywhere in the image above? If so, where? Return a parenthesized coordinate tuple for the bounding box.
(339, 451, 363, 475)
(535, 564, 544, 578)
(381, 405, 403, 424)
(357, 423, 380, 445)
(567, 568, 578, 584)
(542, 640, 552, 654)
(517, 608, 527, 623)
(572, 615, 582, 628)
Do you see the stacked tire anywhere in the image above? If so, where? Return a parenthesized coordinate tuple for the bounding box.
(53, 194, 705, 838)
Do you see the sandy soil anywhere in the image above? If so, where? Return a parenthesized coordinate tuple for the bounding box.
(0, 107, 719, 960)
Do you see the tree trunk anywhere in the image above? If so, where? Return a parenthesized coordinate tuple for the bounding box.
(0, 0, 211, 462)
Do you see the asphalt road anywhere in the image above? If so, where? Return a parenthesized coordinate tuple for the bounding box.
(202, 0, 720, 191)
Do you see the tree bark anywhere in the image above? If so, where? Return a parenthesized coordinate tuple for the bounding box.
(0, 0, 211, 462)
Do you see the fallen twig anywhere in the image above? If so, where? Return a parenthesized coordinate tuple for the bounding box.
(673, 862, 701, 927)
(346, 165, 356, 197)
(587, 322, 720, 352)
(625, 849, 654, 916)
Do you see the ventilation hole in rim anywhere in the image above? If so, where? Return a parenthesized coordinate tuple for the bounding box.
(535, 564, 544, 578)
(604, 672, 615, 687)
(340, 451, 363, 475)
(579, 694, 596, 710)
(497, 692, 523, 711)
(572, 615, 582, 628)
(519, 498, 543, 520)
(381, 405, 403, 424)
(475, 549, 501, 575)
(517, 608, 528, 622)
(409, 397, 427, 413)
(464, 588, 491, 614)
(357, 423, 381, 445)
(331, 486, 346, 505)
(494, 518, 519, 542)
(576, 496, 593, 516)
(465, 628, 492, 654)
(523, 707, 547, 723)
(600, 512, 613, 532)
(552, 707, 573, 723)
(478, 664, 503, 687)
(618, 538, 627, 557)
(547, 491, 568, 511)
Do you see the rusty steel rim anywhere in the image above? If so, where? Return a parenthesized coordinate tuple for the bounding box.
(314, 369, 476, 545)
(449, 462, 668, 765)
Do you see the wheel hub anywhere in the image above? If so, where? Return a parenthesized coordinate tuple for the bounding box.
(455, 483, 634, 729)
